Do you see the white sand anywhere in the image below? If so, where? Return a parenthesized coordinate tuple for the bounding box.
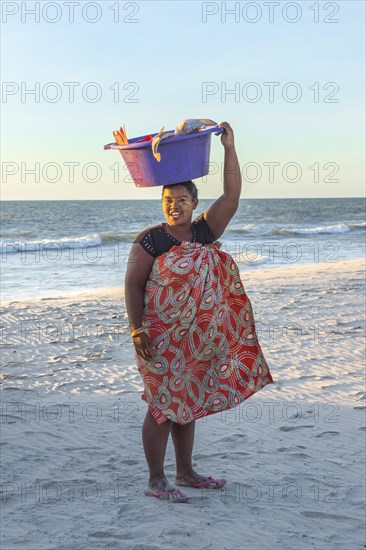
(1, 259, 365, 549)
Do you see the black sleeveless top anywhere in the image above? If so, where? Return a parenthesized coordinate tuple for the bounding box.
(134, 213, 215, 259)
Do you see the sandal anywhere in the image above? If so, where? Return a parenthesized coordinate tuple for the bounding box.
(145, 488, 189, 503)
(176, 476, 226, 489)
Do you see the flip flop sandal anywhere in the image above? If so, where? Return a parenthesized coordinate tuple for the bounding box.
(176, 476, 226, 489)
(145, 488, 189, 503)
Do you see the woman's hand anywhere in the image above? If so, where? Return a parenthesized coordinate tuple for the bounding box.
(219, 121, 235, 149)
(132, 332, 154, 360)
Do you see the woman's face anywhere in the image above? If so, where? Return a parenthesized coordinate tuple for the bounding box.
(162, 185, 198, 226)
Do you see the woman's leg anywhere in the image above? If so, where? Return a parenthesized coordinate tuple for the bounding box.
(171, 420, 207, 484)
(142, 410, 172, 490)
(172, 421, 227, 488)
(171, 420, 195, 476)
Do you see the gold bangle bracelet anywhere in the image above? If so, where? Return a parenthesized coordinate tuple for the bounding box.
(131, 328, 145, 338)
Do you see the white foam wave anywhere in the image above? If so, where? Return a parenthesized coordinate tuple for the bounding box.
(275, 223, 351, 235)
(349, 221, 366, 230)
(235, 221, 366, 236)
(233, 252, 269, 265)
(1, 234, 102, 254)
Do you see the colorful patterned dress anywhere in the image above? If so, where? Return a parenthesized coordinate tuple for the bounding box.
(134, 214, 274, 425)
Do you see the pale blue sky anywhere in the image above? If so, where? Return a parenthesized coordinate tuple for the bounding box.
(1, 0, 365, 199)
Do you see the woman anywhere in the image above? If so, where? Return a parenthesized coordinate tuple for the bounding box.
(125, 122, 273, 503)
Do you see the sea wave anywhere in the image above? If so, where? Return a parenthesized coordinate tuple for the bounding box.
(228, 220, 366, 237)
(268, 222, 365, 236)
(1, 220, 365, 255)
(0, 233, 135, 254)
(348, 221, 366, 230)
(233, 252, 270, 265)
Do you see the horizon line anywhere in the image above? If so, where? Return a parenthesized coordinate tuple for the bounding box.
(1, 196, 365, 202)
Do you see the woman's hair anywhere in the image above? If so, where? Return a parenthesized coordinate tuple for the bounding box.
(162, 181, 198, 201)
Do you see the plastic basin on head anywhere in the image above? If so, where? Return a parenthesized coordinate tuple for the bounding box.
(104, 126, 223, 187)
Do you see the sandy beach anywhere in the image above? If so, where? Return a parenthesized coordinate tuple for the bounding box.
(1, 258, 365, 550)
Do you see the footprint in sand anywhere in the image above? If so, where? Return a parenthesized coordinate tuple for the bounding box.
(315, 431, 340, 437)
(289, 452, 311, 459)
(217, 433, 246, 443)
(344, 485, 365, 507)
(277, 445, 307, 452)
(88, 531, 122, 540)
(217, 452, 250, 459)
(0, 414, 22, 423)
(301, 511, 357, 521)
(279, 425, 315, 432)
(24, 430, 62, 439)
(65, 446, 101, 452)
(192, 453, 219, 460)
(84, 464, 117, 473)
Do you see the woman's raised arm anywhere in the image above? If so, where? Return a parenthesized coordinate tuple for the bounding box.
(204, 122, 242, 240)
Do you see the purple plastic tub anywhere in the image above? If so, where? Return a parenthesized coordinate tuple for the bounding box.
(104, 126, 223, 188)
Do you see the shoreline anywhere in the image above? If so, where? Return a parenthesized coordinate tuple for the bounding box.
(2, 257, 364, 307)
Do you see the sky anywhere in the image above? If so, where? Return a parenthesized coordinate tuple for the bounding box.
(1, 0, 365, 200)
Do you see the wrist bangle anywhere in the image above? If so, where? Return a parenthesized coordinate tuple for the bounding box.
(131, 330, 145, 338)
(130, 327, 145, 338)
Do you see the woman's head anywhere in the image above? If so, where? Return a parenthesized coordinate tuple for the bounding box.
(161, 181, 199, 226)
(162, 181, 198, 201)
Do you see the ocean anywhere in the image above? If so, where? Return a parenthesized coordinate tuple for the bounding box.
(1, 198, 365, 301)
